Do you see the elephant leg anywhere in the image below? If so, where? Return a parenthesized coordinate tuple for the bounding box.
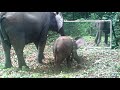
(55, 58, 63, 71)
(104, 33, 108, 45)
(37, 26, 49, 63)
(55, 60, 61, 70)
(54, 53, 63, 70)
(34, 42, 44, 60)
(37, 41, 46, 64)
(37, 32, 48, 63)
(12, 35, 28, 69)
(1, 40, 12, 68)
(95, 31, 99, 45)
(96, 30, 102, 46)
(66, 55, 72, 68)
(14, 48, 28, 68)
(72, 50, 81, 64)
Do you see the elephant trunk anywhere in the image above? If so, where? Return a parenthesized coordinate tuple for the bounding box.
(58, 26, 65, 36)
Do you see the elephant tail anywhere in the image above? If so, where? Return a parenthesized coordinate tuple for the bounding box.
(0, 12, 11, 46)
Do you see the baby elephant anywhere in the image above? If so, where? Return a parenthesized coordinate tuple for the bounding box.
(53, 36, 81, 70)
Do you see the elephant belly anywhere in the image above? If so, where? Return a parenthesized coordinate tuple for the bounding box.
(25, 31, 41, 44)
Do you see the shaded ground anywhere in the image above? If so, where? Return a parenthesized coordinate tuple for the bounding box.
(0, 39, 120, 78)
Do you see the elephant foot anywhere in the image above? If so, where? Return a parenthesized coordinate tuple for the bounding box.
(104, 43, 109, 47)
(22, 66, 29, 71)
(94, 44, 98, 46)
(96, 44, 99, 46)
(67, 64, 72, 69)
(76, 64, 82, 69)
(54, 65, 62, 72)
(93, 44, 96, 46)
(39, 62, 46, 66)
(37, 54, 45, 64)
(4, 64, 13, 69)
(38, 60, 43, 63)
(37, 59, 45, 65)
(19, 65, 29, 71)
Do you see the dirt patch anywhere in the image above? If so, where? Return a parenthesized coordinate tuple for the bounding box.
(0, 43, 120, 78)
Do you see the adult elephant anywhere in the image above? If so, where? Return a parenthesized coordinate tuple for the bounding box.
(94, 20, 111, 46)
(0, 12, 65, 69)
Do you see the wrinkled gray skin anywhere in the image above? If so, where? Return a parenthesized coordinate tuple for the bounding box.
(0, 12, 65, 69)
(94, 21, 110, 46)
(53, 36, 81, 70)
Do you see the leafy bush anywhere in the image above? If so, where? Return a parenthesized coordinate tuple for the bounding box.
(112, 22, 120, 48)
(47, 31, 59, 44)
(64, 22, 93, 39)
(47, 22, 94, 44)
(89, 13, 100, 20)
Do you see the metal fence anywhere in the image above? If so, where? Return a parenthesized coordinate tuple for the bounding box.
(64, 20, 112, 49)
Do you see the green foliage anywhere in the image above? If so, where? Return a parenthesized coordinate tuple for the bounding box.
(62, 12, 75, 20)
(112, 13, 120, 48)
(47, 31, 59, 44)
(62, 12, 120, 49)
(47, 22, 94, 44)
(63, 12, 90, 20)
(63, 12, 117, 20)
(64, 22, 92, 39)
(89, 13, 100, 20)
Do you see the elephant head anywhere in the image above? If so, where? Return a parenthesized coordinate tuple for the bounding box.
(49, 12, 65, 36)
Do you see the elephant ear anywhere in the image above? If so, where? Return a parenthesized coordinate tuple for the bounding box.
(75, 38, 86, 48)
(53, 12, 59, 15)
(54, 12, 64, 31)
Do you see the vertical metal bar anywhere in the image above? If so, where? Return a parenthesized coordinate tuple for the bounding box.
(110, 20, 112, 49)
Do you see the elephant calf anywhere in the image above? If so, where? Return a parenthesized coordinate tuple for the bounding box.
(53, 36, 81, 70)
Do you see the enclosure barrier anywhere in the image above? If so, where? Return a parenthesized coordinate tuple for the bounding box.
(64, 20, 112, 49)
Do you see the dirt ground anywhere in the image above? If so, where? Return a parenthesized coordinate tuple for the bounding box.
(0, 41, 120, 78)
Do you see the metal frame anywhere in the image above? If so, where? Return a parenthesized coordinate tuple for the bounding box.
(64, 20, 112, 49)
